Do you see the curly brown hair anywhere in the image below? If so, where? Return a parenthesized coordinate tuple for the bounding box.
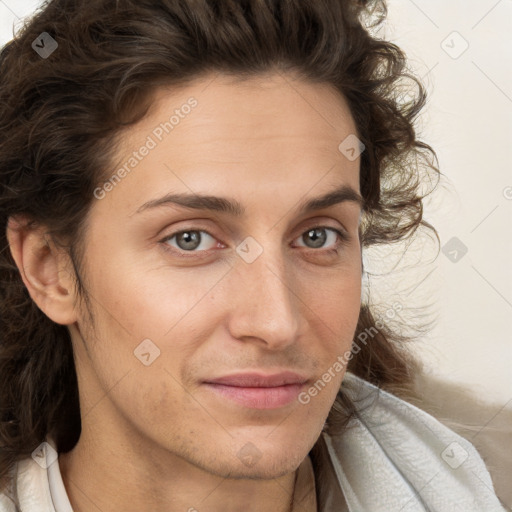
(0, 0, 440, 491)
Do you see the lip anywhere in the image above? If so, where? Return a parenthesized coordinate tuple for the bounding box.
(205, 371, 309, 387)
(202, 371, 309, 409)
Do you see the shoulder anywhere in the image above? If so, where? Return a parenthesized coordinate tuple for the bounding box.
(321, 372, 507, 512)
(0, 460, 19, 512)
(0, 443, 56, 512)
(0, 495, 18, 512)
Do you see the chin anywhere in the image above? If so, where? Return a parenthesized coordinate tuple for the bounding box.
(226, 434, 314, 479)
(210, 451, 306, 481)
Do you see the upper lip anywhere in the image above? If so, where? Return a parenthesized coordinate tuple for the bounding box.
(204, 371, 309, 388)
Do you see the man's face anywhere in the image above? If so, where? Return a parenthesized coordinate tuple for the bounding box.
(70, 72, 363, 479)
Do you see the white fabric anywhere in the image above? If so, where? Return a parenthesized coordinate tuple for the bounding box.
(323, 373, 507, 511)
(0, 372, 506, 511)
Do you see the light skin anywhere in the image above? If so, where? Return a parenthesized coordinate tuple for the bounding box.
(7, 71, 363, 512)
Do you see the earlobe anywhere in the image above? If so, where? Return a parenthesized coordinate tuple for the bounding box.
(6, 215, 79, 325)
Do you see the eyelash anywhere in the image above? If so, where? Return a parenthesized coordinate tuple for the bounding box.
(159, 225, 350, 259)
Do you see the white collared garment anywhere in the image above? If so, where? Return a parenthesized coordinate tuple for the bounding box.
(0, 372, 506, 511)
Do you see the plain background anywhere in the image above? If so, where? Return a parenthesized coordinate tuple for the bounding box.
(0, 1, 510, 410)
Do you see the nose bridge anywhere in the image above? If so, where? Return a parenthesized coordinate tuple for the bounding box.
(227, 239, 300, 347)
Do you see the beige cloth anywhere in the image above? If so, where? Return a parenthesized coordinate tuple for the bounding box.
(411, 371, 512, 510)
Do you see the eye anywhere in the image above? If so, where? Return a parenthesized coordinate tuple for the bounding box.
(161, 229, 218, 253)
(293, 227, 347, 250)
(159, 225, 349, 259)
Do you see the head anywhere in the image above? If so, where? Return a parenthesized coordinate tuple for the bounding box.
(0, 0, 439, 489)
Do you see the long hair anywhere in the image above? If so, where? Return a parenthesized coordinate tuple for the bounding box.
(0, 0, 440, 490)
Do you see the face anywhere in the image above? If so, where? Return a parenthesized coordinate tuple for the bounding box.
(70, 71, 363, 479)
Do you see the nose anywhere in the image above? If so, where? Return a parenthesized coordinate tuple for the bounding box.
(226, 245, 301, 351)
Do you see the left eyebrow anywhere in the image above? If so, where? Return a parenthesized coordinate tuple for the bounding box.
(133, 183, 364, 217)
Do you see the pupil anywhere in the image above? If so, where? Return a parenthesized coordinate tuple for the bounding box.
(178, 231, 200, 250)
(306, 228, 326, 248)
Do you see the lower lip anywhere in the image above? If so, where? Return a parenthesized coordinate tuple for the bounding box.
(203, 383, 305, 409)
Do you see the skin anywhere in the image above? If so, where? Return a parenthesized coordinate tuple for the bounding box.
(7, 71, 363, 512)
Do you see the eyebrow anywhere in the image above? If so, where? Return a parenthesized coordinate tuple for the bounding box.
(134, 184, 364, 217)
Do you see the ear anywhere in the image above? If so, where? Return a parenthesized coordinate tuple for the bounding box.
(6, 214, 79, 325)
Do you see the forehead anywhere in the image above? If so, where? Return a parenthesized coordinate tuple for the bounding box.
(133, 71, 357, 151)
(99, 72, 361, 215)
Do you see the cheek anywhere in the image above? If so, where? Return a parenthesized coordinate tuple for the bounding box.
(297, 272, 361, 400)
(299, 264, 362, 337)
(120, 367, 197, 421)
(86, 242, 232, 345)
